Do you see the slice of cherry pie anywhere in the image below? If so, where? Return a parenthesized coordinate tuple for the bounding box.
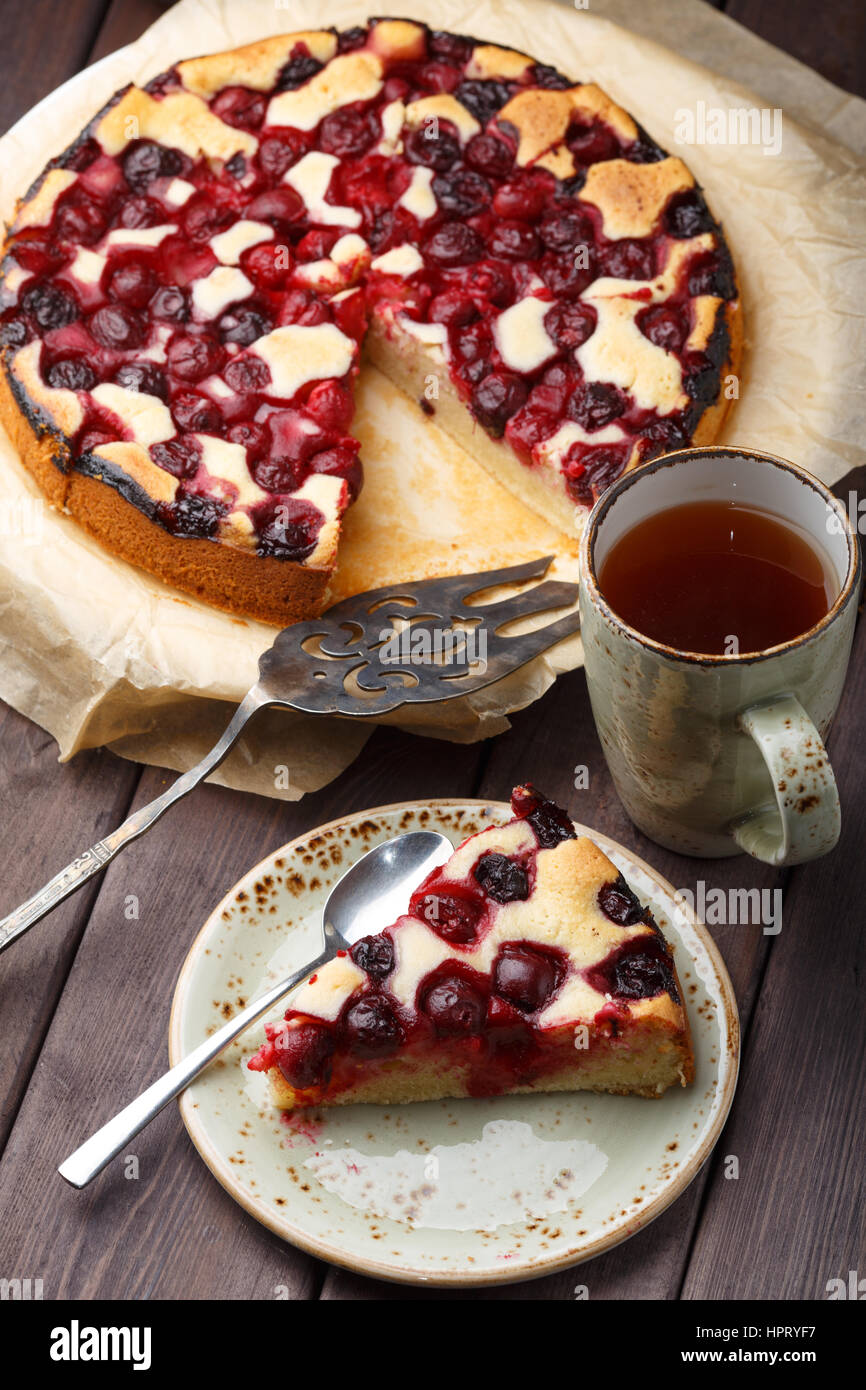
(0, 18, 740, 625)
(248, 786, 694, 1108)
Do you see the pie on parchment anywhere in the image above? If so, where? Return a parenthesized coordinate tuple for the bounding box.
(248, 785, 694, 1108)
(0, 18, 741, 625)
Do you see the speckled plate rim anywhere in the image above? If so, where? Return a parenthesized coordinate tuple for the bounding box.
(169, 798, 740, 1288)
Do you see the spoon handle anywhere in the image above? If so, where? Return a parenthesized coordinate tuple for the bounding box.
(0, 686, 267, 956)
(58, 943, 330, 1189)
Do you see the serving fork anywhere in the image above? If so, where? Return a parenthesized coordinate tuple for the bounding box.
(0, 554, 580, 955)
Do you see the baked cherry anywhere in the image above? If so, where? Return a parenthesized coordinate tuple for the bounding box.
(493, 943, 564, 1013)
(432, 168, 491, 217)
(218, 304, 272, 346)
(639, 304, 686, 354)
(342, 992, 403, 1056)
(256, 501, 322, 560)
(62, 136, 101, 172)
(539, 207, 592, 253)
(88, 304, 145, 350)
(319, 105, 377, 157)
(22, 282, 79, 330)
(424, 222, 485, 267)
(273, 1020, 335, 1089)
(295, 227, 339, 262)
(171, 391, 221, 432)
(337, 26, 367, 54)
(487, 220, 541, 261)
(539, 252, 594, 299)
(455, 78, 512, 124)
(107, 259, 158, 308)
(149, 285, 188, 322)
(410, 889, 482, 944)
(493, 179, 548, 222)
(161, 491, 225, 538)
(305, 380, 353, 432)
(183, 194, 235, 243)
(211, 85, 266, 130)
(429, 290, 479, 327)
(569, 381, 625, 430)
(586, 935, 679, 1003)
(665, 189, 714, 238)
(224, 355, 271, 393)
(473, 852, 529, 903)
(54, 195, 106, 246)
(531, 63, 571, 90)
(45, 357, 96, 391)
(404, 122, 461, 171)
(420, 971, 486, 1036)
(243, 242, 292, 289)
(275, 52, 322, 91)
(226, 419, 267, 459)
(429, 30, 473, 62)
(150, 436, 202, 479)
(466, 132, 513, 178)
(246, 187, 304, 227)
(598, 876, 647, 926)
(112, 361, 167, 398)
(0, 313, 29, 347)
(545, 301, 595, 350)
(258, 131, 308, 179)
(122, 140, 180, 191)
(471, 371, 528, 436)
(167, 334, 224, 382)
(511, 784, 577, 847)
(603, 238, 655, 280)
(349, 934, 394, 980)
(308, 446, 362, 500)
(117, 195, 163, 229)
(688, 250, 736, 300)
(565, 444, 627, 503)
(566, 120, 619, 165)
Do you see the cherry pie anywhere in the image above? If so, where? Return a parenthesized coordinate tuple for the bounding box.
(0, 19, 740, 625)
(248, 786, 694, 1108)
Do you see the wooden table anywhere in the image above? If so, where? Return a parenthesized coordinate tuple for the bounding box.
(0, 0, 863, 1302)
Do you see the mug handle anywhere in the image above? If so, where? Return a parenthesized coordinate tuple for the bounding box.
(732, 695, 841, 866)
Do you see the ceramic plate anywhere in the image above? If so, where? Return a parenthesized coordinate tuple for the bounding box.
(169, 800, 739, 1287)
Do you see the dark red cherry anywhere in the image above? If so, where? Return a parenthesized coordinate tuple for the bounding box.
(349, 934, 394, 980)
(243, 242, 292, 289)
(150, 436, 202, 479)
(564, 444, 627, 503)
(566, 121, 619, 165)
(273, 1021, 334, 1089)
(429, 30, 473, 62)
(305, 380, 353, 432)
(639, 304, 687, 354)
(429, 290, 479, 328)
(45, 357, 96, 391)
(544, 301, 596, 350)
(167, 334, 223, 382)
(149, 285, 188, 322)
(455, 79, 512, 125)
(424, 222, 485, 267)
(539, 207, 592, 253)
(420, 972, 486, 1036)
(466, 132, 513, 178)
(107, 259, 158, 308)
(224, 355, 271, 393)
(511, 784, 577, 847)
(211, 85, 266, 130)
(411, 889, 482, 944)
(603, 238, 655, 280)
(159, 490, 225, 538)
(275, 53, 322, 91)
(598, 876, 647, 926)
(487, 220, 541, 261)
(122, 140, 180, 191)
(493, 180, 548, 222)
(342, 993, 403, 1056)
(431, 169, 491, 218)
(256, 501, 322, 559)
(226, 420, 267, 459)
(319, 105, 377, 157)
(62, 137, 100, 172)
(55, 195, 107, 245)
(117, 195, 163, 229)
(404, 123, 460, 171)
(569, 381, 625, 430)
(539, 251, 594, 299)
(183, 195, 234, 243)
(171, 391, 221, 432)
(471, 371, 528, 437)
(258, 131, 308, 179)
(112, 361, 167, 398)
(308, 446, 362, 500)
(218, 304, 272, 346)
(0, 312, 29, 348)
(473, 852, 529, 903)
(585, 935, 679, 1003)
(246, 187, 304, 227)
(665, 189, 714, 238)
(88, 304, 145, 349)
(22, 282, 79, 330)
(493, 943, 564, 1012)
(531, 63, 571, 90)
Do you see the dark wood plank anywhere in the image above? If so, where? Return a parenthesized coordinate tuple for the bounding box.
(725, 0, 866, 98)
(87, 0, 172, 66)
(0, 0, 109, 134)
(0, 728, 484, 1298)
(0, 704, 140, 1151)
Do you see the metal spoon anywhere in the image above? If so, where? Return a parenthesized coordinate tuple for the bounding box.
(58, 828, 452, 1189)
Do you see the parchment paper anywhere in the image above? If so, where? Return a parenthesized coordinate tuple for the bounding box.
(1, 0, 864, 798)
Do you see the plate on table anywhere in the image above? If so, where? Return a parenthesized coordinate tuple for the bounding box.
(169, 800, 739, 1287)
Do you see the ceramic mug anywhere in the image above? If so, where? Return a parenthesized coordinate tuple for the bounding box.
(579, 447, 861, 863)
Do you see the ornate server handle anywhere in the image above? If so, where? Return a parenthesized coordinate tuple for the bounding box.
(0, 687, 268, 955)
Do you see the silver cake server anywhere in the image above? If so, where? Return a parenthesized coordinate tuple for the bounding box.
(0, 554, 579, 955)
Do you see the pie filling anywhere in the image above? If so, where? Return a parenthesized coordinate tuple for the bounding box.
(248, 784, 693, 1107)
(1, 18, 737, 570)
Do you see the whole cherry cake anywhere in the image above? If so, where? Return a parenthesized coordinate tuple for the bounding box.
(248, 786, 694, 1108)
(0, 19, 740, 625)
